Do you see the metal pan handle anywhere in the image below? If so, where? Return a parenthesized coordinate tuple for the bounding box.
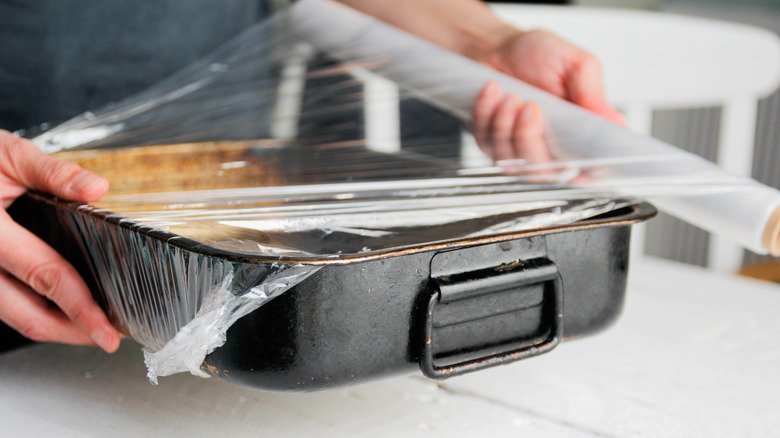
(420, 257, 564, 379)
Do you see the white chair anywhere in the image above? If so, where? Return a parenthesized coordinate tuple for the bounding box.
(488, 4, 780, 271)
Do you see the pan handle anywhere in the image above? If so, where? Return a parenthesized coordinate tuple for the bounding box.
(420, 257, 563, 379)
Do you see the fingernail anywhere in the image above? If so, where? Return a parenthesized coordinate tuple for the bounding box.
(91, 328, 117, 353)
(70, 171, 107, 194)
(501, 95, 518, 108)
(520, 103, 538, 121)
(485, 81, 501, 97)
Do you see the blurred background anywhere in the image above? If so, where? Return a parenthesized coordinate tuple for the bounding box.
(655, 0, 780, 282)
(489, 0, 780, 282)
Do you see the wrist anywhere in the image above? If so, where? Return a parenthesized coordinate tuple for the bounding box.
(468, 24, 524, 71)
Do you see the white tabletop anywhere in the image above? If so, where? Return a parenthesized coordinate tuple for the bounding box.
(1, 257, 779, 437)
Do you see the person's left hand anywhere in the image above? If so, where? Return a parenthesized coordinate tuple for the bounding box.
(0, 130, 120, 352)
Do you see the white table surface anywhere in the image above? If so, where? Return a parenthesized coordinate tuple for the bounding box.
(1, 257, 779, 437)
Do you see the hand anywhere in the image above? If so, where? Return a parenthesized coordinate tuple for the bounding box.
(471, 29, 624, 172)
(480, 29, 624, 124)
(472, 81, 551, 171)
(0, 130, 120, 352)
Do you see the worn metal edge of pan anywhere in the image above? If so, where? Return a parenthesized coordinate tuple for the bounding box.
(25, 191, 657, 266)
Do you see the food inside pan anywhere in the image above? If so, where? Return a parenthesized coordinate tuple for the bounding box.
(53, 140, 643, 259)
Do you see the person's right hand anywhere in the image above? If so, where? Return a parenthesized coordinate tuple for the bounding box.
(470, 29, 625, 176)
(472, 81, 551, 168)
(478, 29, 625, 125)
(0, 130, 120, 352)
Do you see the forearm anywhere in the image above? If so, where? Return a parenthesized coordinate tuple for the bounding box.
(333, 0, 520, 62)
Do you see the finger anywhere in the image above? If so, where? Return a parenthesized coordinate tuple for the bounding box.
(491, 95, 521, 162)
(564, 56, 625, 125)
(512, 102, 560, 181)
(565, 54, 606, 106)
(512, 102, 552, 163)
(472, 81, 504, 156)
(582, 100, 627, 126)
(0, 130, 108, 202)
(0, 270, 97, 346)
(0, 211, 120, 352)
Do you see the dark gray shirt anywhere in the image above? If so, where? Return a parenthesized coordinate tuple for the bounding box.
(0, 0, 270, 131)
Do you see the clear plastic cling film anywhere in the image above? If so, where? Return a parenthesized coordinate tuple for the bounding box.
(18, 0, 780, 382)
(58, 200, 321, 383)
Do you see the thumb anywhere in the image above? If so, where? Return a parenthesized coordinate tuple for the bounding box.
(0, 131, 108, 202)
(565, 57, 625, 125)
(580, 100, 626, 126)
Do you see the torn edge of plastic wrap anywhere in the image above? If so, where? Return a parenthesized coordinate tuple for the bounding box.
(143, 265, 319, 384)
(58, 201, 320, 383)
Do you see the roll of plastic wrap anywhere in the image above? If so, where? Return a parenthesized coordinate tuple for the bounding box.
(288, 0, 780, 255)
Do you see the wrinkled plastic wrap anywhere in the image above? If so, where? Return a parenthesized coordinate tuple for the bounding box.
(54, 197, 321, 383)
(21, 0, 780, 382)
